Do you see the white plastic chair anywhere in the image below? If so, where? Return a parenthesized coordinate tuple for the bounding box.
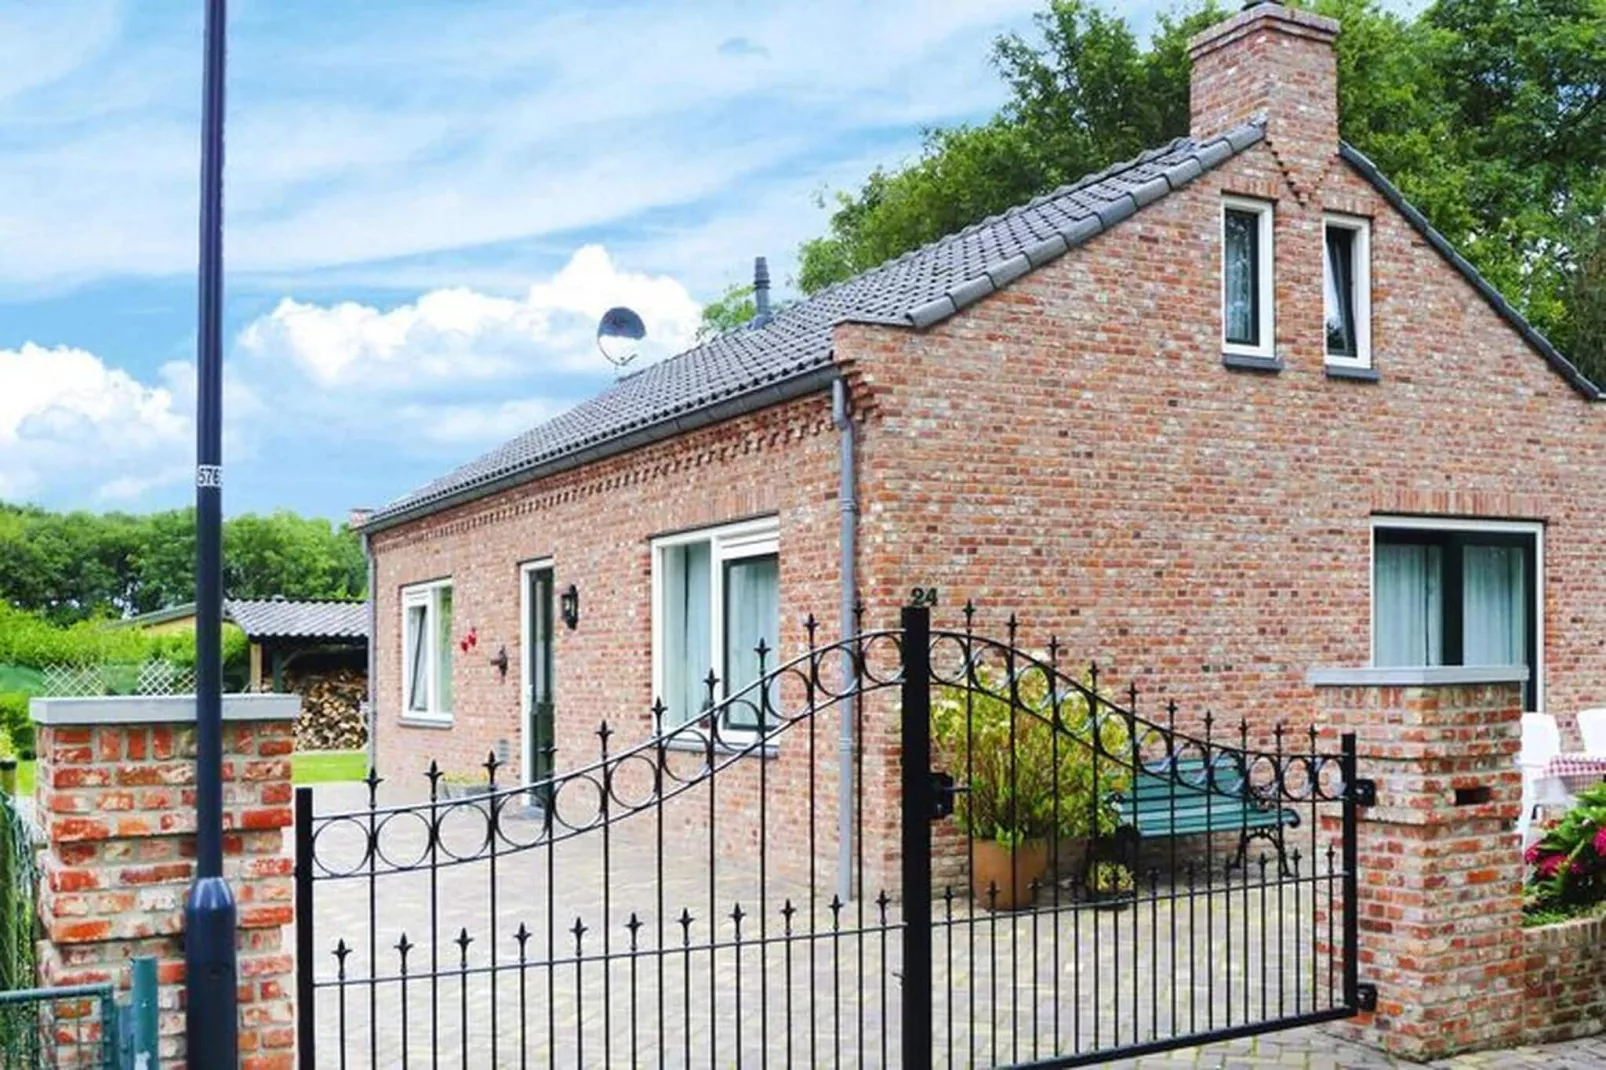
(1577, 708, 1606, 754)
(1519, 712, 1573, 843)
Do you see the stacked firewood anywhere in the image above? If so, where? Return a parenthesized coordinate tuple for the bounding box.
(292, 667, 368, 750)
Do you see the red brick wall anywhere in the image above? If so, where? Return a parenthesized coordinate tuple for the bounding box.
(837, 133, 1606, 744)
(33, 711, 296, 1069)
(368, 393, 891, 887)
(1525, 914, 1606, 1044)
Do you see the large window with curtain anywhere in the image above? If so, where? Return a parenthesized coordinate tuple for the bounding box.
(1372, 521, 1540, 709)
(653, 517, 780, 733)
(1221, 197, 1274, 357)
(402, 579, 454, 721)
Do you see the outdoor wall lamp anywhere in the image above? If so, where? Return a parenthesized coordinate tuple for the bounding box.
(560, 584, 580, 630)
(490, 645, 509, 680)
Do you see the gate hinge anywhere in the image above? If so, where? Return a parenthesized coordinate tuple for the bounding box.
(1350, 779, 1377, 807)
(930, 771, 965, 821)
(1354, 983, 1378, 1013)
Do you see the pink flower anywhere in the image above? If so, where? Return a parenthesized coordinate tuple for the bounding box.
(1526, 842, 1544, 865)
(1574, 860, 1589, 876)
(1593, 827, 1606, 856)
(1538, 854, 1566, 879)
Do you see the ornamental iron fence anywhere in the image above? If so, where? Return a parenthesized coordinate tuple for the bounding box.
(295, 604, 1368, 1068)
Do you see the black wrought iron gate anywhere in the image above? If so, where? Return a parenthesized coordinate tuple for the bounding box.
(295, 604, 1367, 1068)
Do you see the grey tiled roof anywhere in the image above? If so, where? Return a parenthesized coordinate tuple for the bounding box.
(224, 599, 369, 641)
(367, 122, 1271, 530)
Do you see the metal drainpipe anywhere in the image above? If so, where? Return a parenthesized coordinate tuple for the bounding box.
(832, 376, 858, 903)
(364, 532, 378, 776)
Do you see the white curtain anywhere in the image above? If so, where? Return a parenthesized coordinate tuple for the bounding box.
(1464, 545, 1525, 666)
(663, 543, 711, 725)
(1374, 543, 1443, 666)
(1224, 210, 1259, 346)
(724, 555, 780, 726)
(435, 587, 454, 714)
(406, 604, 428, 711)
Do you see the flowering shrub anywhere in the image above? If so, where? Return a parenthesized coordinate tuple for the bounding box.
(1525, 782, 1606, 916)
(931, 663, 1130, 849)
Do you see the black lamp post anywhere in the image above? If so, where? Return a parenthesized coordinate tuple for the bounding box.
(184, 0, 239, 1064)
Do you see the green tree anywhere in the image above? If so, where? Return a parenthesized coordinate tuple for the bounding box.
(1570, 222, 1606, 381)
(0, 503, 367, 622)
(697, 283, 758, 340)
(794, 0, 1606, 379)
(797, 0, 1224, 293)
(222, 511, 366, 602)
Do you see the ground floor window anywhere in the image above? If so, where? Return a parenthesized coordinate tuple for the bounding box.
(1372, 518, 1540, 708)
(653, 517, 780, 732)
(402, 579, 454, 721)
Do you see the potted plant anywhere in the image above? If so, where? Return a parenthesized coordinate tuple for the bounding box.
(1087, 861, 1135, 909)
(932, 664, 1129, 911)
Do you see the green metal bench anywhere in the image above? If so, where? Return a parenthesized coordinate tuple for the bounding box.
(1110, 755, 1299, 874)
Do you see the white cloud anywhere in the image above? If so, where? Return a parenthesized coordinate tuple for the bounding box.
(236, 245, 702, 388)
(0, 0, 1038, 288)
(0, 343, 191, 501)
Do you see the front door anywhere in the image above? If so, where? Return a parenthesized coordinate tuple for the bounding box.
(524, 565, 556, 789)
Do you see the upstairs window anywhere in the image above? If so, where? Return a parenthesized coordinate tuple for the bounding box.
(1324, 216, 1372, 367)
(1222, 198, 1275, 357)
(653, 517, 781, 733)
(402, 580, 454, 720)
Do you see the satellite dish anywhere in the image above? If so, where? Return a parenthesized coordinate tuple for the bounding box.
(597, 306, 646, 370)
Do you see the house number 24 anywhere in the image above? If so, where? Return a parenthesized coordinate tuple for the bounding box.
(909, 587, 940, 608)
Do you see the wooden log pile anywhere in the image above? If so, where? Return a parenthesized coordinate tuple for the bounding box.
(291, 666, 368, 750)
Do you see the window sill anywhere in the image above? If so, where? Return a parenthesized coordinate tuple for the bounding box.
(398, 715, 455, 730)
(1221, 352, 1283, 374)
(658, 731, 779, 760)
(1325, 363, 1379, 382)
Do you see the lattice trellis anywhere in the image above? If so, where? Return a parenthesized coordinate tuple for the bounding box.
(37, 661, 196, 698)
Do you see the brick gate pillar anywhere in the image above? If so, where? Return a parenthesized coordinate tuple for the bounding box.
(1309, 667, 1527, 1059)
(30, 694, 300, 1069)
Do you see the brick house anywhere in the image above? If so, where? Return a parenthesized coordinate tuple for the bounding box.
(358, 3, 1603, 884)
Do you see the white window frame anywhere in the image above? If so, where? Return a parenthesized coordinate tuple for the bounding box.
(400, 578, 454, 723)
(1323, 214, 1372, 369)
(650, 516, 781, 740)
(1369, 516, 1544, 711)
(1221, 196, 1276, 359)
(518, 558, 554, 783)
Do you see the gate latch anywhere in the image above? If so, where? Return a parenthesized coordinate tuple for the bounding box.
(1350, 778, 1378, 807)
(930, 771, 965, 821)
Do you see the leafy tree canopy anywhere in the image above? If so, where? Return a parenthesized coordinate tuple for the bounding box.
(790, 0, 1606, 380)
(0, 503, 367, 624)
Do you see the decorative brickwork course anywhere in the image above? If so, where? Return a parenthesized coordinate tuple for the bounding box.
(31, 699, 297, 1069)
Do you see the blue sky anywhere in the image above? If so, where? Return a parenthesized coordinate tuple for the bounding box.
(0, 0, 1423, 521)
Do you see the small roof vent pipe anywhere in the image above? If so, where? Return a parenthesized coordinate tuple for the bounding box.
(751, 256, 772, 328)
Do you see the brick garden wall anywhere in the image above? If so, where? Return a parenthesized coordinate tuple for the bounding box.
(30, 695, 299, 1069)
(1524, 914, 1606, 1044)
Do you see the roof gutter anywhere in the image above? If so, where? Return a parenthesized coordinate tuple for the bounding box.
(1338, 142, 1601, 401)
(361, 364, 842, 536)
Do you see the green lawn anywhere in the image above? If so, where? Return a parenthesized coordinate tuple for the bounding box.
(292, 749, 369, 785)
(4, 750, 365, 796)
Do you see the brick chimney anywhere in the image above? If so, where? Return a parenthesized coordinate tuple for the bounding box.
(1189, 1, 1340, 201)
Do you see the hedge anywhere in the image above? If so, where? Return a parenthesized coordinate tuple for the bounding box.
(0, 604, 247, 687)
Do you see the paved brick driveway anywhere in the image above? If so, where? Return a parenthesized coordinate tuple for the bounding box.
(299, 782, 1606, 1069)
(1112, 1031, 1606, 1068)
